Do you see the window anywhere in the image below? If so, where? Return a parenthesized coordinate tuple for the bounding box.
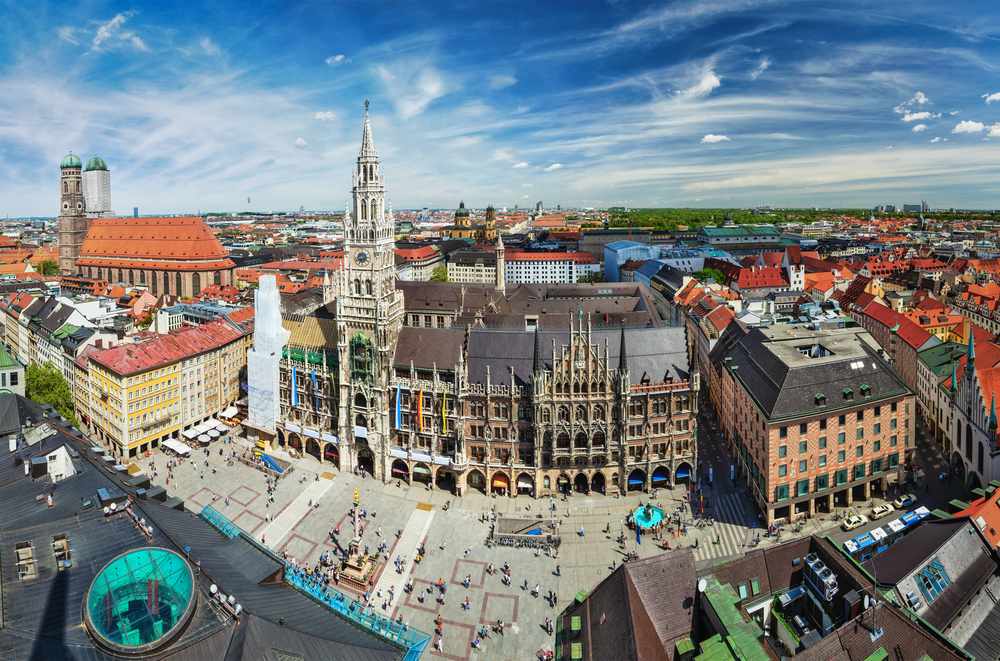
(799, 423, 807, 434)
(891, 402, 898, 413)
(870, 458, 883, 474)
(819, 454, 827, 468)
(775, 485, 789, 501)
(778, 445, 787, 458)
(857, 411, 864, 421)
(874, 406, 881, 417)
(780, 426, 788, 438)
(888, 453, 899, 468)
(819, 418, 827, 430)
(835, 469, 848, 485)
(890, 418, 897, 430)
(10, 372, 16, 386)
(796, 479, 809, 497)
(815, 474, 829, 490)
(890, 434, 898, 447)
(874, 422, 881, 434)
(838, 414, 846, 426)
(819, 436, 827, 449)
(778, 464, 787, 477)
(856, 428, 864, 440)
(853, 464, 866, 480)
(799, 460, 807, 473)
(737, 583, 748, 600)
(799, 441, 808, 453)
(916, 558, 951, 604)
(838, 450, 846, 463)
(751, 578, 761, 596)
(838, 432, 846, 444)
(856, 445, 864, 458)
(874, 440, 881, 452)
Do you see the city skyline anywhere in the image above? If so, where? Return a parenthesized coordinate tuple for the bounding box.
(2, 0, 1000, 215)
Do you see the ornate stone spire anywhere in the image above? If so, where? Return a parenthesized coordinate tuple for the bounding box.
(359, 99, 377, 159)
(618, 325, 628, 372)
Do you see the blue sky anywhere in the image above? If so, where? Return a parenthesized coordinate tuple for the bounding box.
(2, 0, 1000, 215)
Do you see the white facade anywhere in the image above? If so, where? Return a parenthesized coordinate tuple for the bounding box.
(246, 275, 289, 436)
(83, 168, 112, 217)
(504, 255, 600, 284)
(448, 261, 496, 284)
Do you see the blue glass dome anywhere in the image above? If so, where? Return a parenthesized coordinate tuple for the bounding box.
(84, 547, 196, 654)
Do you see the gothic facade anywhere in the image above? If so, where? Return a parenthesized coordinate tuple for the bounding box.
(272, 103, 698, 496)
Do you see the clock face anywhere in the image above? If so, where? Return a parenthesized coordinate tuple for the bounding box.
(356, 252, 369, 265)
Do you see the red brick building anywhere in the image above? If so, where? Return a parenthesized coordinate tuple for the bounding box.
(76, 216, 235, 298)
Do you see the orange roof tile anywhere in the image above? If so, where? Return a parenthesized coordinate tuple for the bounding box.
(90, 319, 247, 376)
(81, 216, 231, 261)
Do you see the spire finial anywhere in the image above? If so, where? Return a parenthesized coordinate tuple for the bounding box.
(359, 100, 377, 158)
(968, 331, 976, 363)
(618, 325, 628, 372)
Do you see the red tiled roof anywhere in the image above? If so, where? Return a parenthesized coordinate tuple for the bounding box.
(81, 216, 230, 261)
(76, 257, 235, 271)
(394, 246, 439, 261)
(90, 319, 247, 376)
(257, 258, 344, 272)
(705, 305, 736, 333)
(735, 266, 786, 289)
(860, 301, 933, 350)
(955, 484, 1000, 549)
(504, 251, 597, 263)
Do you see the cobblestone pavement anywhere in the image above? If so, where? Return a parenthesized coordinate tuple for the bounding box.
(133, 435, 856, 659)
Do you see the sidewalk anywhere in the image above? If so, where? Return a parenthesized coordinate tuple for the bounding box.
(260, 477, 334, 548)
(373, 505, 436, 612)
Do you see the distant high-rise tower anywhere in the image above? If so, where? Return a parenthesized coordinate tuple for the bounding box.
(83, 156, 112, 217)
(58, 153, 88, 275)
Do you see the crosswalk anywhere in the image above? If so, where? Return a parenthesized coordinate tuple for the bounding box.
(692, 492, 759, 563)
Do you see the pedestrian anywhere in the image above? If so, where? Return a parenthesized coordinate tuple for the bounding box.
(434, 637, 443, 652)
(554, 564, 561, 577)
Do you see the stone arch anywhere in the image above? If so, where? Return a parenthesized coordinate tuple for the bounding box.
(192, 271, 201, 296)
(355, 392, 367, 408)
(574, 432, 588, 449)
(323, 443, 339, 466)
(516, 471, 534, 496)
(652, 465, 670, 487)
(557, 472, 571, 494)
(575, 405, 586, 420)
(305, 438, 321, 461)
(675, 462, 693, 484)
(467, 469, 487, 494)
(593, 405, 605, 421)
(627, 468, 646, 492)
(557, 432, 570, 449)
(574, 472, 589, 493)
(175, 272, 183, 296)
(558, 406, 569, 422)
(591, 471, 606, 494)
(357, 447, 375, 476)
(288, 433, 302, 452)
(276, 428, 286, 446)
(413, 462, 432, 484)
(436, 469, 456, 493)
(491, 471, 510, 495)
(391, 458, 410, 482)
(370, 198, 378, 220)
(592, 431, 606, 449)
(355, 413, 367, 428)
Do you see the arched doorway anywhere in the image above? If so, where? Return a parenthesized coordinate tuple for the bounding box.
(675, 462, 693, 486)
(574, 432, 588, 450)
(574, 473, 589, 493)
(950, 451, 966, 483)
(288, 434, 302, 453)
(491, 471, 510, 495)
(591, 472, 606, 494)
(627, 468, 646, 492)
(516, 472, 534, 496)
(468, 469, 486, 494)
(391, 459, 410, 482)
(557, 472, 571, 494)
(413, 462, 432, 484)
(305, 438, 321, 461)
(323, 444, 339, 466)
(276, 429, 286, 447)
(436, 470, 456, 493)
(357, 448, 375, 476)
(652, 466, 670, 487)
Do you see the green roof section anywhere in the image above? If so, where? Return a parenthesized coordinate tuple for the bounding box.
(701, 577, 769, 661)
(918, 342, 965, 379)
(699, 225, 781, 238)
(60, 152, 81, 169)
(948, 499, 971, 511)
(864, 647, 889, 661)
(0, 344, 18, 370)
(52, 323, 80, 340)
(676, 636, 696, 655)
(84, 155, 108, 171)
(695, 634, 735, 660)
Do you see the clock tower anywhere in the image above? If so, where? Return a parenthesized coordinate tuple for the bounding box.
(335, 100, 405, 480)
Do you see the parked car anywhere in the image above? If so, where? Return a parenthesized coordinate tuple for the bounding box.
(893, 493, 917, 509)
(871, 503, 894, 520)
(842, 514, 869, 531)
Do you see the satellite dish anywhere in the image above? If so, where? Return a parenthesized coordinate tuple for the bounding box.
(698, 578, 708, 593)
(864, 594, 871, 610)
(210, 584, 218, 594)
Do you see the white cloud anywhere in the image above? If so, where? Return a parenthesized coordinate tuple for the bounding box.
(700, 133, 731, 143)
(989, 123, 1000, 138)
(911, 124, 928, 133)
(930, 137, 943, 143)
(325, 54, 348, 65)
(57, 26, 80, 45)
(92, 12, 148, 52)
(376, 61, 448, 119)
(294, 137, 308, 149)
(313, 111, 337, 121)
(983, 92, 1000, 104)
(953, 120, 985, 134)
(679, 69, 721, 97)
(750, 56, 771, 80)
(912, 91, 929, 105)
(894, 90, 929, 114)
(512, 161, 529, 169)
(492, 148, 514, 161)
(949, 110, 960, 116)
(488, 74, 518, 90)
(902, 111, 939, 122)
(543, 163, 563, 172)
(199, 37, 221, 57)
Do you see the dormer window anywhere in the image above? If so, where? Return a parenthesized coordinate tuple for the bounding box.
(860, 384, 871, 397)
(843, 388, 854, 401)
(815, 393, 827, 406)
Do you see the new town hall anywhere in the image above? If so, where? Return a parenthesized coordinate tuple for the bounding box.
(247, 103, 699, 497)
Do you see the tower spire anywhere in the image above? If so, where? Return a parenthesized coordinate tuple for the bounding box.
(990, 395, 997, 431)
(532, 325, 542, 376)
(618, 325, 628, 372)
(360, 99, 377, 158)
(968, 331, 976, 364)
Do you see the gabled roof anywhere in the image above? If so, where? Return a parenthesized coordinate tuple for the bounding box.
(80, 216, 233, 263)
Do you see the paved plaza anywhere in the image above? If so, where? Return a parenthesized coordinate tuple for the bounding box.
(135, 433, 850, 659)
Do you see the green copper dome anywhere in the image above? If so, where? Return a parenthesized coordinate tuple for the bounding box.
(60, 153, 82, 169)
(84, 155, 108, 171)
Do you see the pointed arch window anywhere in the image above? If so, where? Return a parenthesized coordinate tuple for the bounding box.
(370, 199, 378, 221)
(365, 280, 373, 295)
(360, 200, 367, 221)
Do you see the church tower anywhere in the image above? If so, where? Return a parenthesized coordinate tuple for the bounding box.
(495, 232, 506, 294)
(57, 153, 88, 275)
(335, 101, 405, 480)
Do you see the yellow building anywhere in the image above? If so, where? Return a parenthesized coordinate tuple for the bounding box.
(442, 202, 497, 242)
(83, 319, 249, 459)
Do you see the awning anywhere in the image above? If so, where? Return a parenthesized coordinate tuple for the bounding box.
(558, 476, 570, 483)
(389, 447, 407, 459)
(208, 429, 220, 438)
(162, 439, 191, 456)
(221, 406, 238, 418)
(675, 466, 690, 479)
(391, 465, 409, 475)
(198, 434, 211, 444)
(411, 451, 432, 463)
(628, 476, 645, 486)
(321, 433, 338, 444)
(517, 476, 533, 488)
(303, 427, 320, 439)
(286, 423, 302, 433)
(182, 428, 199, 440)
(413, 465, 432, 475)
(214, 421, 229, 432)
(492, 475, 509, 487)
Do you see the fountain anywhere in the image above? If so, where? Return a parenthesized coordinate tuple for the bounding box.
(337, 535, 378, 592)
(632, 503, 665, 530)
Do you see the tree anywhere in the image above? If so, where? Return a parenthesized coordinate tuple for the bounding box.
(26, 363, 78, 427)
(430, 265, 448, 282)
(37, 259, 59, 276)
(694, 267, 726, 285)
